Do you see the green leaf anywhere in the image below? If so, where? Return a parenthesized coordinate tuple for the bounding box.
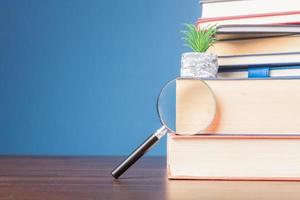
(182, 24, 216, 52)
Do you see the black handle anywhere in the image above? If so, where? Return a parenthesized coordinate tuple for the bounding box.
(111, 134, 159, 179)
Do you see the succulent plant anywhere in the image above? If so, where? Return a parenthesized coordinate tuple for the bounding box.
(182, 24, 217, 52)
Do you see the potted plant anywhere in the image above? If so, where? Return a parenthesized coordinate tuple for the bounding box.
(181, 24, 218, 78)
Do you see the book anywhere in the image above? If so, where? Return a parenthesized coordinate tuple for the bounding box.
(215, 25, 300, 40)
(176, 78, 300, 135)
(167, 134, 300, 180)
(198, 11, 300, 28)
(200, 0, 300, 18)
(207, 34, 300, 68)
(208, 35, 300, 56)
(218, 66, 300, 78)
(217, 52, 300, 68)
(166, 175, 300, 199)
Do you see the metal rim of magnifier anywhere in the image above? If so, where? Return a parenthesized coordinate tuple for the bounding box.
(156, 77, 217, 135)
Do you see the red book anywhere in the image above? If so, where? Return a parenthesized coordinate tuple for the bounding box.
(197, 11, 300, 28)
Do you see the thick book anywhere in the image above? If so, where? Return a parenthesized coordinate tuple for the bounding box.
(207, 34, 300, 68)
(200, 0, 300, 18)
(216, 52, 300, 68)
(218, 66, 300, 78)
(215, 25, 300, 40)
(176, 78, 300, 135)
(208, 35, 300, 57)
(197, 11, 300, 28)
(167, 134, 300, 180)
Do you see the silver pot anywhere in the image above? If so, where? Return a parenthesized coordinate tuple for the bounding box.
(181, 52, 219, 78)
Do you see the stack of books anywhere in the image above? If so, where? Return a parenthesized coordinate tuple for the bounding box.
(199, 0, 300, 78)
(168, 0, 300, 180)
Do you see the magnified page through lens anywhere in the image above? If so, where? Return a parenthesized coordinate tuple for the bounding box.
(157, 78, 216, 135)
(175, 79, 216, 135)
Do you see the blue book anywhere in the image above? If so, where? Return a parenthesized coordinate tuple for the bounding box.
(218, 66, 300, 78)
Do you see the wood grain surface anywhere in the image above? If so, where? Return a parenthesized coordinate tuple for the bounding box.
(1, 156, 300, 200)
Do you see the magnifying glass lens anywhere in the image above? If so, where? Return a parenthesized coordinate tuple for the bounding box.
(158, 78, 216, 135)
(112, 78, 216, 179)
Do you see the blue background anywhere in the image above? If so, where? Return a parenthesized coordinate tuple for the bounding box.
(0, 0, 200, 156)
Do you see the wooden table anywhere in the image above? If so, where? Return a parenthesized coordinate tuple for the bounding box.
(1, 156, 300, 200)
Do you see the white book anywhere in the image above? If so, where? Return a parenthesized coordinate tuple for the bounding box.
(217, 52, 300, 68)
(168, 134, 300, 180)
(200, 0, 300, 18)
(216, 25, 300, 40)
(176, 78, 300, 135)
(217, 67, 300, 78)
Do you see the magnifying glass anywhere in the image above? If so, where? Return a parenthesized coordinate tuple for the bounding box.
(111, 77, 217, 179)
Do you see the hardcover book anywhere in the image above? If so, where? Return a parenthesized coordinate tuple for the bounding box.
(176, 78, 300, 135)
(215, 25, 300, 40)
(208, 35, 300, 56)
(217, 66, 300, 78)
(216, 52, 300, 68)
(198, 11, 300, 28)
(200, 0, 300, 18)
(168, 134, 300, 180)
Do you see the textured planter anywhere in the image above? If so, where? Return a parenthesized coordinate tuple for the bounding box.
(180, 52, 219, 78)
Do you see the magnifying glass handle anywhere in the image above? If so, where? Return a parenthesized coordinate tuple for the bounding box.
(111, 126, 168, 179)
